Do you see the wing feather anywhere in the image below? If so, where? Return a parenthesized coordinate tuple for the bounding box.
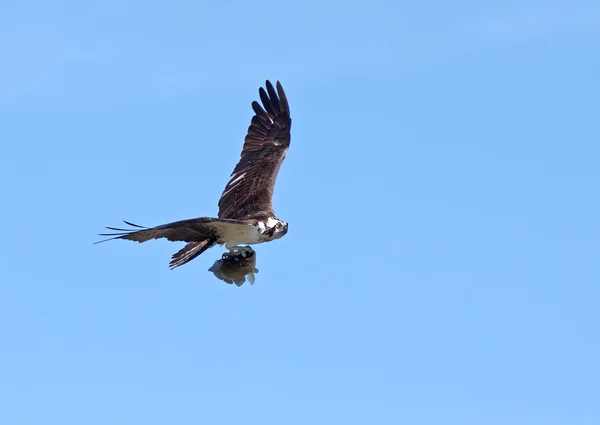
(218, 80, 291, 220)
(95, 220, 211, 244)
(95, 217, 249, 244)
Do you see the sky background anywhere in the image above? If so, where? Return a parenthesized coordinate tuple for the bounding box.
(1, 1, 599, 424)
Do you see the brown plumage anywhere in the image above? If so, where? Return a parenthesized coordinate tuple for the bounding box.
(218, 80, 291, 220)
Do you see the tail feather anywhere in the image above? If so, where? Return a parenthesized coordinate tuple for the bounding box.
(170, 238, 216, 269)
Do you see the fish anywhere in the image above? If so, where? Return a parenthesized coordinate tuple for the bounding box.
(208, 246, 259, 286)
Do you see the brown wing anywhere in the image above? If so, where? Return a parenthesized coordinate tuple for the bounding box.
(218, 80, 291, 220)
(95, 219, 218, 244)
(95, 217, 256, 269)
(95, 219, 219, 268)
(95, 217, 255, 244)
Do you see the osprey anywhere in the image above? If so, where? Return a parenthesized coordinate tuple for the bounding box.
(97, 80, 291, 269)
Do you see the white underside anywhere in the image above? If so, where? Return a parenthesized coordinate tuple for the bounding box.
(205, 221, 269, 250)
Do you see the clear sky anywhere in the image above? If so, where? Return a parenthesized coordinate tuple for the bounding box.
(1, 1, 599, 424)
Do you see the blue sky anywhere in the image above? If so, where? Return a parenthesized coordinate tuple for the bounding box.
(1, 1, 599, 423)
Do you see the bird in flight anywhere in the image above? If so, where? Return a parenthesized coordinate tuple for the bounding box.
(97, 80, 291, 269)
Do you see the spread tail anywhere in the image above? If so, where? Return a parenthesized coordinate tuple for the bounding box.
(170, 238, 216, 269)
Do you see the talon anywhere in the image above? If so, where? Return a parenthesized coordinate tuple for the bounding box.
(228, 245, 253, 256)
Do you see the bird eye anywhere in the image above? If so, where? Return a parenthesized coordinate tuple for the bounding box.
(275, 223, 280, 228)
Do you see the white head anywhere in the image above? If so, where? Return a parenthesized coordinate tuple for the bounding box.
(264, 217, 288, 239)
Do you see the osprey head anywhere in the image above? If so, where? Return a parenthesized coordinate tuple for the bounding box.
(263, 217, 288, 240)
(273, 220, 288, 238)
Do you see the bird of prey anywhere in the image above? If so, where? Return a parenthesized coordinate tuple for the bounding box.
(97, 80, 291, 269)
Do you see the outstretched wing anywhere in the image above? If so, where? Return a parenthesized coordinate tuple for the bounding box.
(96, 217, 256, 244)
(95, 219, 218, 244)
(96, 217, 255, 268)
(95, 219, 220, 268)
(218, 80, 291, 221)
